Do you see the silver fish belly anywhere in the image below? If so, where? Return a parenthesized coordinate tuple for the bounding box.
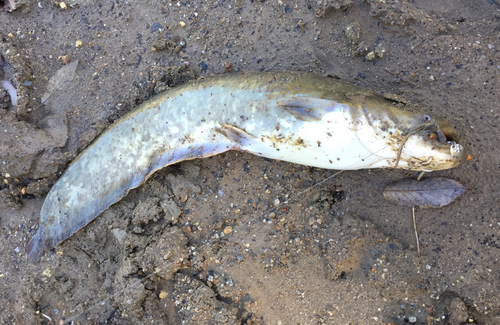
(26, 72, 468, 261)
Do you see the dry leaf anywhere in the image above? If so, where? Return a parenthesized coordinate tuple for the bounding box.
(41, 60, 78, 104)
(383, 177, 466, 209)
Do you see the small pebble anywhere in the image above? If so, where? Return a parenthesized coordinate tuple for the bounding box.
(75, 40, 83, 48)
(60, 55, 71, 64)
(408, 315, 417, 323)
(0, 89, 10, 109)
(150, 22, 162, 33)
(374, 43, 387, 58)
(42, 267, 52, 277)
(355, 41, 370, 56)
(223, 226, 233, 234)
(179, 21, 186, 28)
(159, 291, 168, 299)
(345, 22, 361, 44)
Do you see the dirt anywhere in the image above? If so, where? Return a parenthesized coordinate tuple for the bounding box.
(0, 0, 499, 324)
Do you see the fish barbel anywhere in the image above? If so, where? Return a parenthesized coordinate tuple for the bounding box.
(26, 72, 468, 261)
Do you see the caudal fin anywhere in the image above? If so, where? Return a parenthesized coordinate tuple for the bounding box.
(25, 227, 47, 262)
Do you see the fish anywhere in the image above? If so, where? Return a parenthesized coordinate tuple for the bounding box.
(25, 72, 468, 262)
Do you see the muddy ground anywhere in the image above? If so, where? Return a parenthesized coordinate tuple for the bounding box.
(0, 0, 499, 324)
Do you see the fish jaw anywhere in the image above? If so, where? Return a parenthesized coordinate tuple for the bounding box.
(351, 104, 468, 171)
(397, 134, 468, 171)
(395, 114, 469, 171)
(362, 114, 468, 171)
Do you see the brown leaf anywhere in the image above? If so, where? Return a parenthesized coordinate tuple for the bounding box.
(42, 60, 78, 104)
(383, 177, 466, 209)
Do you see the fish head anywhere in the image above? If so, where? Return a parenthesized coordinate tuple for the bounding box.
(396, 114, 469, 171)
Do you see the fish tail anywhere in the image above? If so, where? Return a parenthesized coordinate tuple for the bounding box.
(25, 226, 47, 262)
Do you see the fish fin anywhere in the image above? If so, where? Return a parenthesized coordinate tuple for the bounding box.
(279, 97, 339, 121)
(218, 123, 255, 146)
(149, 142, 235, 175)
(26, 142, 235, 262)
(218, 124, 272, 156)
(25, 226, 47, 262)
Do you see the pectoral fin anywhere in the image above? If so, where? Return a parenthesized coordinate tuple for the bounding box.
(217, 123, 255, 147)
(217, 124, 277, 158)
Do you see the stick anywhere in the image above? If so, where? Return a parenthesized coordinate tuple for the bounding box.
(412, 206, 420, 257)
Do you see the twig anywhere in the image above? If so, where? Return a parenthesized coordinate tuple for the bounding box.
(412, 206, 420, 257)
(41, 313, 52, 321)
(394, 124, 430, 168)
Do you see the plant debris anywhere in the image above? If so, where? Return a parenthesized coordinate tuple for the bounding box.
(0, 80, 16, 106)
(4, 0, 17, 11)
(412, 207, 420, 257)
(383, 177, 466, 209)
(41, 60, 78, 104)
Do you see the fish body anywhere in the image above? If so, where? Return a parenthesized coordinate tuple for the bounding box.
(26, 72, 468, 261)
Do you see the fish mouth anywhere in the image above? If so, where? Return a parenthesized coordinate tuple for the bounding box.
(432, 120, 461, 145)
(427, 122, 468, 161)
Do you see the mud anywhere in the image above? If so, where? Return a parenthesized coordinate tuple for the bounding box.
(1, 0, 499, 324)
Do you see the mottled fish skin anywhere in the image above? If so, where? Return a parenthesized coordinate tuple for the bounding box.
(25, 72, 468, 262)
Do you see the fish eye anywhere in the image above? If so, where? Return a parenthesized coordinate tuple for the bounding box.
(423, 114, 432, 122)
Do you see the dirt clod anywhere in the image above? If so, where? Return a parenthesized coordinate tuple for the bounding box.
(449, 297, 468, 324)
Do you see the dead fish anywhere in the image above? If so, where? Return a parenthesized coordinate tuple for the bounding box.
(25, 72, 468, 262)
